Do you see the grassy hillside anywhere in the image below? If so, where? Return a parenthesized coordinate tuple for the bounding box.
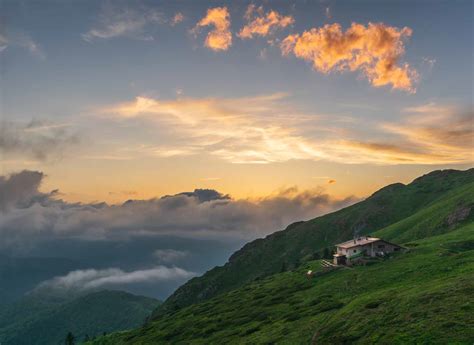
(88, 222, 474, 344)
(85, 168, 474, 344)
(0, 290, 161, 345)
(157, 169, 473, 315)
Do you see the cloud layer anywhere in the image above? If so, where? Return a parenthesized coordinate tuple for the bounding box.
(104, 95, 472, 165)
(37, 266, 195, 291)
(281, 22, 417, 92)
(0, 170, 356, 251)
(193, 7, 232, 51)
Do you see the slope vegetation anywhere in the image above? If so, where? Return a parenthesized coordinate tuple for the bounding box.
(89, 223, 474, 344)
(86, 168, 474, 344)
(158, 169, 473, 314)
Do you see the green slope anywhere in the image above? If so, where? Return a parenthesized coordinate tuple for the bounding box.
(0, 290, 161, 345)
(88, 223, 474, 344)
(85, 168, 474, 344)
(157, 169, 473, 315)
(374, 182, 474, 242)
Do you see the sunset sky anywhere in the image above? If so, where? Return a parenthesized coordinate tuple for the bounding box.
(1, 0, 472, 204)
(0, 0, 472, 298)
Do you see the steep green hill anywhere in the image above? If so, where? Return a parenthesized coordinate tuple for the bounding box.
(84, 168, 474, 344)
(0, 290, 161, 345)
(157, 169, 473, 315)
(88, 222, 474, 344)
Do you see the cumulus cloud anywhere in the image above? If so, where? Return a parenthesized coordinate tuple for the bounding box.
(0, 120, 79, 162)
(281, 22, 417, 92)
(238, 5, 294, 39)
(37, 266, 195, 291)
(192, 7, 232, 51)
(0, 170, 357, 250)
(82, 3, 164, 41)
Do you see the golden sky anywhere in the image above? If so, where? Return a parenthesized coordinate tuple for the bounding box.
(1, 1, 472, 204)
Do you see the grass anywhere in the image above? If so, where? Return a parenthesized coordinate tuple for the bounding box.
(157, 169, 474, 314)
(375, 182, 474, 243)
(86, 169, 474, 344)
(88, 223, 474, 344)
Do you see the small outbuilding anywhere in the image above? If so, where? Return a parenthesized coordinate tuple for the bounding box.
(333, 236, 403, 265)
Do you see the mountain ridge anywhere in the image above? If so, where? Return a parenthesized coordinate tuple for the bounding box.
(155, 168, 473, 316)
(87, 188, 474, 344)
(0, 289, 161, 345)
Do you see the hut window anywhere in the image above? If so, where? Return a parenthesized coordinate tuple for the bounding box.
(394, 247, 400, 251)
(378, 244, 385, 249)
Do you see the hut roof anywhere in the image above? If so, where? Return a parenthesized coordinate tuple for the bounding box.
(336, 237, 381, 249)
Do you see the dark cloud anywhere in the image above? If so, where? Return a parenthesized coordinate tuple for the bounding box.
(0, 120, 79, 161)
(0, 170, 358, 299)
(174, 189, 230, 203)
(0, 170, 44, 211)
(0, 171, 357, 252)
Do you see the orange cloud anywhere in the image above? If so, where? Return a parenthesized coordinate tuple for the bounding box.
(381, 104, 474, 161)
(103, 97, 472, 166)
(238, 5, 294, 39)
(171, 12, 184, 26)
(281, 22, 417, 92)
(193, 7, 232, 51)
(334, 104, 473, 164)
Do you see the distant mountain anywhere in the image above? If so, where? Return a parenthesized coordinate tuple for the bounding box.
(156, 168, 473, 315)
(0, 256, 84, 304)
(0, 290, 161, 345)
(86, 168, 474, 344)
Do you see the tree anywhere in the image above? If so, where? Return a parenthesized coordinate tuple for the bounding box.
(84, 334, 91, 342)
(65, 332, 75, 345)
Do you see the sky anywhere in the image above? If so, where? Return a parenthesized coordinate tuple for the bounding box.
(0, 0, 472, 299)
